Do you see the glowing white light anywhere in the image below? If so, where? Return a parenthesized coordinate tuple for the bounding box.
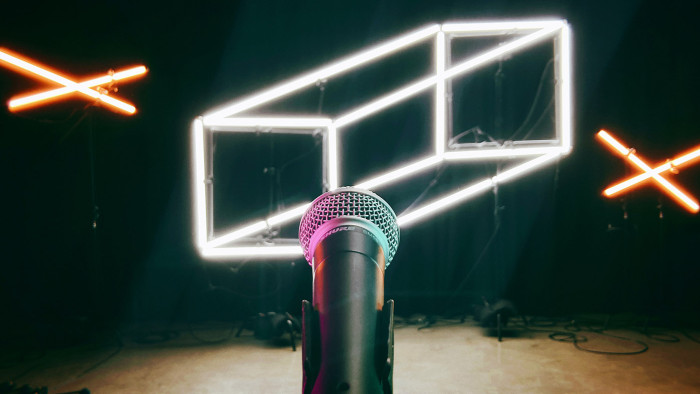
(398, 153, 561, 227)
(443, 146, 565, 161)
(327, 124, 339, 190)
(200, 245, 303, 259)
(557, 24, 573, 152)
(398, 179, 494, 227)
(202, 24, 440, 121)
(207, 203, 313, 248)
(266, 203, 312, 226)
(203, 117, 332, 130)
(191, 118, 208, 249)
(354, 156, 443, 190)
(193, 19, 573, 259)
(442, 25, 560, 81)
(491, 153, 560, 184)
(441, 20, 565, 34)
(334, 76, 437, 128)
(208, 221, 269, 248)
(435, 31, 447, 155)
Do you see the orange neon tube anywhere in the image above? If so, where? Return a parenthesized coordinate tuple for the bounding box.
(604, 145, 700, 197)
(0, 48, 146, 115)
(8, 66, 147, 110)
(597, 130, 699, 213)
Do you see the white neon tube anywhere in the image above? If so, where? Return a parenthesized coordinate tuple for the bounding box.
(332, 25, 561, 130)
(334, 76, 437, 128)
(208, 221, 269, 248)
(443, 25, 560, 81)
(558, 24, 573, 153)
(435, 31, 447, 156)
(202, 117, 332, 129)
(201, 245, 304, 259)
(266, 203, 311, 226)
(443, 146, 565, 161)
(202, 24, 440, 121)
(354, 156, 443, 190)
(491, 153, 560, 184)
(193, 20, 573, 259)
(441, 20, 565, 33)
(208, 203, 313, 248)
(398, 153, 561, 227)
(191, 118, 208, 249)
(328, 124, 339, 190)
(397, 179, 494, 227)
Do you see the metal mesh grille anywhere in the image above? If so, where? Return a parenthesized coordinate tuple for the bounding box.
(299, 188, 399, 265)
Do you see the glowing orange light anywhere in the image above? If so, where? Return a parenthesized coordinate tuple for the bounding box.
(0, 48, 147, 115)
(597, 129, 700, 213)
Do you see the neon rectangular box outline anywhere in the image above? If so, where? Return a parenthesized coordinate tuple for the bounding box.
(191, 19, 573, 260)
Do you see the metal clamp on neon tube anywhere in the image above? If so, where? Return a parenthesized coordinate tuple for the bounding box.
(299, 188, 399, 394)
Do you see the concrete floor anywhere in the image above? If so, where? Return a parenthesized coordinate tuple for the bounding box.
(2, 317, 700, 393)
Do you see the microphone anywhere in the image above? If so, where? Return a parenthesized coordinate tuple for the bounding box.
(299, 187, 400, 394)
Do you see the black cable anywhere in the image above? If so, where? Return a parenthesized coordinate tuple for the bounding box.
(9, 104, 85, 125)
(641, 328, 680, 343)
(19, 105, 92, 179)
(57, 104, 93, 143)
(397, 164, 447, 217)
(541, 317, 649, 355)
(10, 363, 43, 382)
(270, 78, 326, 209)
(75, 333, 123, 378)
(508, 58, 554, 141)
(128, 330, 179, 345)
(682, 330, 700, 344)
(316, 79, 326, 115)
(448, 126, 497, 146)
(274, 135, 322, 207)
(187, 320, 236, 345)
(205, 263, 282, 299)
(440, 222, 501, 314)
(519, 97, 554, 141)
(416, 318, 464, 331)
(572, 331, 649, 355)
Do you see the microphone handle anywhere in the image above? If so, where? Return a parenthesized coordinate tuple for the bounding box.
(311, 227, 386, 394)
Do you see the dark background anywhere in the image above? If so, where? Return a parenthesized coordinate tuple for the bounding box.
(1, 0, 698, 344)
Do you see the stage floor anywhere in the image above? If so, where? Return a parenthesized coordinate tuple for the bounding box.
(3, 316, 700, 393)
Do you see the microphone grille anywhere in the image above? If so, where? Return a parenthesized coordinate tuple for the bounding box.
(299, 188, 399, 265)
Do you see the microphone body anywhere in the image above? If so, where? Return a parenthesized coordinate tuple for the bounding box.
(299, 189, 399, 394)
(313, 222, 384, 393)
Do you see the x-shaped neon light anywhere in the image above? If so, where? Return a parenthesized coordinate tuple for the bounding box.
(0, 48, 147, 115)
(597, 129, 700, 213)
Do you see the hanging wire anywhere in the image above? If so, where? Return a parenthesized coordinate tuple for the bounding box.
(508, 58, 554, 141)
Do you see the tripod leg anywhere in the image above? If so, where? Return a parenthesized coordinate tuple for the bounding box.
(302, 300, 319, 394)
(497, 313, 502, 342)
(286, 319, 296, 352)
(377, 300, 394, 394)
